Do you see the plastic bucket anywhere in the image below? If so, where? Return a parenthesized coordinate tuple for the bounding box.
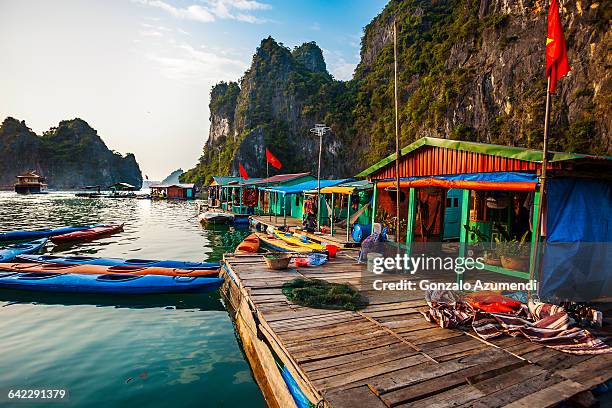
(325, 244, 337, 258)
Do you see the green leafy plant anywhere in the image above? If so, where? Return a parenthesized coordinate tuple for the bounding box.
(494, 231, 529, 258)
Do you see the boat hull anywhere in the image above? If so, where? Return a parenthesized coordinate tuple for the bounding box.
(50, 224, 124, 243)
(0, 263, 218, 277)
(0, 272, 223, 294)
(18, 255, 219, 270)
(255, 233, 312, 253)
(0, 239, 48, 262)
(235, 233, 260, 254)
(0, 225, 102, 242)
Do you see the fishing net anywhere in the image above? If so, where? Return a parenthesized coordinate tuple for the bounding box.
(282, 278, 367, 311)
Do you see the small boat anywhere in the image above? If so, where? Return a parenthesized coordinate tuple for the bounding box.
(0, 263, 218, 277)
(18, 254, 219, 270)
(50, 224, 124, 243)
(0, 272, 223, 294)
(0, 239, 48, 262)
(235, 233, 260, 254)
(198, 211, 234, 225)
(0, 225, 102, 242)
(255, 232, 313, 253)
(274, 230, 326, 251)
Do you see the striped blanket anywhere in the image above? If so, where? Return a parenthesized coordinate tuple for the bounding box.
(421, 291, 611, 355)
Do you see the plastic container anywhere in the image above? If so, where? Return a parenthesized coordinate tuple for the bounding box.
(325, 244, 338, 258)
(352, 224, 372, 243)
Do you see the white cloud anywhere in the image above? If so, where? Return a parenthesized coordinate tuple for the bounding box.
(146, 42, 248, 84)
(310, 22, 321, 31)
(139, 29, 164, 37)
(133, 0, 271, 24)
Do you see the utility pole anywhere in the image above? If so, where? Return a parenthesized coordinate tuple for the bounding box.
(310, 124, 331, 231)
(393, 19, 401, 242)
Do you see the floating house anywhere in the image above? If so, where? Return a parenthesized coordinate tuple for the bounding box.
(150, 183, 195, 199)
(357, 136, 611, 300)
(217, 173, 314, 216)
(14, 171, 47, 194)
(208, 176, 242, 207)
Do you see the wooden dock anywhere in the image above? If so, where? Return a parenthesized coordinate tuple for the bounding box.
(221, 252, 612, 408)
(250, 215, 360, 248)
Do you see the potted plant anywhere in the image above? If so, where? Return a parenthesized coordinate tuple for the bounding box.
(494, 231, 530, 271)
(463, 224, 487, 258)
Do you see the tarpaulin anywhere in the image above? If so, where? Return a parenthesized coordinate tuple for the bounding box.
(376, 172, 538, 191)
(540, 178, 612, 301)
(262, 179, 352, 195)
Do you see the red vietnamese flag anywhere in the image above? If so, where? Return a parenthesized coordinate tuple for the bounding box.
(546, 0, 570, 93)
(265, 148, 282, 170)
(239, 163, 249, 180)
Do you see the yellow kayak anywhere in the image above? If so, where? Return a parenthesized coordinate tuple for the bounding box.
(255, 232, 312, 253)
(273, 229, 326, 251)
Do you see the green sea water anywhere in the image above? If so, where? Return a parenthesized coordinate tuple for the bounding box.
(0, 192, 265, 408)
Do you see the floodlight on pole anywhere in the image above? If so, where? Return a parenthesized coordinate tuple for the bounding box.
(309, 124, 331, 232)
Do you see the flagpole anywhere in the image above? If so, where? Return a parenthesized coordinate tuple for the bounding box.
(529, 75, 552, 298)
(393, 19, 401, 243)
(267, 157, 271, 221)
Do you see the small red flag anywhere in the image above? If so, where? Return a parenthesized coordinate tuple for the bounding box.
(265, 148, 282, 170)
(546, 0, 570, 93)
(239, 163, 249, 180)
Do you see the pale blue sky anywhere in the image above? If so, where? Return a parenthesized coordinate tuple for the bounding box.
(0, 0, 386, 180)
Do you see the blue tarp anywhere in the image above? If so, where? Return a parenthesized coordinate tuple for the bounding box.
(262, 179, 353, 195)
(541, 178, 612, 301)
(280, 365, 312, 408)
(380, 171, 539, 184)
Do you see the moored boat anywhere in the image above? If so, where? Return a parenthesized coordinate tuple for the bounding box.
(255, 232, 313, 253)
(0, 262, 218, 277)
(0, 225, 102, 242)
(235, 233, 260, 254)
(273, 230, 326, 251)
(197, 211, 234, 225)
(0, 272, 223, 294)
(50, 224, 124, 243)
(18, 254, 219, 270)
(0, 239, 48, 262)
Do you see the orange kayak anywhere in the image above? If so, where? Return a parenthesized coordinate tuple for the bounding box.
(0, 262, 218, 277)
(235, 233, 260, 254)
(50, 224, 124, 243)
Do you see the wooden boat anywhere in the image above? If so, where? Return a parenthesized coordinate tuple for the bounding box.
(0, 272, 223, 294)
(0, 239, 47, 262)
(50, 224, 124, 243)
(235, 233, 260, 254)
(274, 230, 326, 251)
(0, 263, 218, 277)
(255, 232, 312, 253)
(197, 211, 234, 225)
(0, 225, 102, 242)
(18, 254, 220, 270)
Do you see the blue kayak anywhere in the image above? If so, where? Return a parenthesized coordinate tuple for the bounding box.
(18, 254, 220, 270)
(0, 225, 102, 242)
(0, 272, 223, 294)
(0, 239, 48, 262)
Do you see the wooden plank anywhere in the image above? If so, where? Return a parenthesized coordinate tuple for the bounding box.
(554, 354, 612, 388)
(396, 384, 485, 408)
(307, 345, 417, 381)
(324, 385, 387, 408)
(314, 354, 431, 392)
(502, 379, 587, 408)
(293, 336, 400, 363)
(378, 355, 525, 406)
(301, 343, 409, 372)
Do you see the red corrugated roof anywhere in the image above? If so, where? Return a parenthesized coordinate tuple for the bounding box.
(241, 172, 311, 186)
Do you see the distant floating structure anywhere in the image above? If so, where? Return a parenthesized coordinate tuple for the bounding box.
(14, 171, 47, 194)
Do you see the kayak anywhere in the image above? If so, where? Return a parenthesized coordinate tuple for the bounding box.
(50, 224, 124, 243)
(274, 230, 326, 251)
(198, 211, 234, 224)
(0, 263, 218, 277)
(0, 239, 48, 262)
(235, 233, 260, 254)
(18, 254, 220, 270)
(255, 232, 312, 253)
(0, 225, 102, 242)
(0, 272, 223, 294)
